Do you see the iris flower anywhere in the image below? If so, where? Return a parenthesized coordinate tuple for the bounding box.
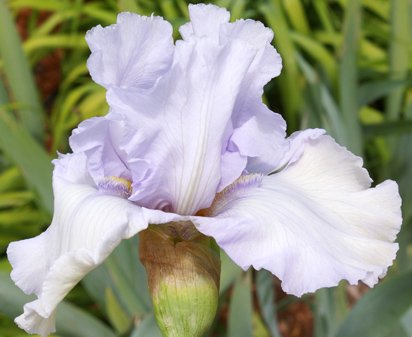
(8, 4, 402, 337)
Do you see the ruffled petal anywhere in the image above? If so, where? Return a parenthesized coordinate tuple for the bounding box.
(221, 18, 282, 99)
(179, 3, 230, 41)
(220, 15, 284, 174)
(194, 135, 402, 296)
(86, 12, 173, 89)
(271, 128, 326, 172)
(229, 101, 287, 174)
(69, 117, 132, 181)
(6, 153, 179, 336)
(107, 37, 257, 215)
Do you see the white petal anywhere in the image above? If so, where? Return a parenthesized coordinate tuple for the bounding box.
(273, 128, 326, 171)
(7, 153, 177, 336)
(179, 4, 230, 41)
(194, 135, 402, 296)
(86, 12, 173, 89)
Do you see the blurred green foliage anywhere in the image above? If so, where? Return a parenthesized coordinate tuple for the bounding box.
(0, 0, 411, 336)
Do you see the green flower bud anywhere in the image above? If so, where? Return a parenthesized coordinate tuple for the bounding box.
(139, 223, 220, 337)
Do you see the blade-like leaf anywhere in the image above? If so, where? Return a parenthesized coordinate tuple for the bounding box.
(401, 307, 412, 337)
(0, 0, 44, 140)
(359, 78, 412, 106)
(219, 250, 242, 294)
(363, 120, 412, 137)
(105, 287, 131, 334)
(335, 271, 412, 337)
(386, 0, 411, 120)
(130, 314, 162, 337)
(228, 273, 253, 337)
(256, 270, 281, 337)
(339, 0, 363, 154)
(0, 111, 53, 213)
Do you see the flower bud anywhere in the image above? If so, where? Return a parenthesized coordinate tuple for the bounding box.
(139, 223, 220, 337)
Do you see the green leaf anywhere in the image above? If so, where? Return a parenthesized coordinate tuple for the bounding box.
(0, 77, 8, 105)
(131, 314, 162, 337)
(105, 287, 131, 334)
(82, 4, 117, 24)
(228, 273, 253, 337)
(57, 302, 117, 337)
(219, 250, 242, 294)
(363, 120, 412, 137)
(281, 0, 309, 34)
(290, 32, 337, 85)
(0, 0, 44, 140)
(23, 34, 87, 54)
(118, 0, 142, 13)
(339, 0, 363, 154)
(0, 167, 24, 192)
(230, 0, 247, 21)
(0, 191, 34, 208)
(335, 271, 412, 337)
(401, 307, 412, 336)
(104, 237, 151, 314)
(9, 0, 70, 11)
(0, 111, 53, 214)
(359, 78, 412, 106)
(256, 270, 281, 337)
(386, 0, 412, 120)
(296, 55, 347, 143)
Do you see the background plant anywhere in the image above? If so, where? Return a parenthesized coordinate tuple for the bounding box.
(0, 0, 411, 336)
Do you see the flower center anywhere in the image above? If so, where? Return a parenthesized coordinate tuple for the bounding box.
(98, 176, 132, 198)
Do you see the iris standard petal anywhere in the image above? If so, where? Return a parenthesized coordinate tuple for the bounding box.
(179, 3, 230, 41)
(221, 18, 282, 100)
(194, 135, 402, 296)
(229, 101, 287, 174)
(144, 2, 286, 197)
(69, 117, 132, 181)
(107, 37, 257, 215)
(219, 13, 286, 174)
(7, 153, 179, 336)
(86, 12, 173, 90)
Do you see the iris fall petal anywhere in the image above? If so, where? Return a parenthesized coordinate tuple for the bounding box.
(7, 153, 178, 336)
(194, 135, 402, 296)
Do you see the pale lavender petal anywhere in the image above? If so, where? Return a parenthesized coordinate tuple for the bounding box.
(229, 101, 287, 174)
(179, 3, 230, 41)
(218, 149, 247, 192)
(194, 135, 402, 296)
(69, 117, 131, 182)
(108, 37, 257, 215)
(221, 18, 282, 100)
(180, 4, 285, 177)
(219, 14, 285, 175)
(7, 152, 185, 336)
(86, 12, 173, 89)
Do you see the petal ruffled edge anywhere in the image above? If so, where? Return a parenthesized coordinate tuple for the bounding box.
(7, 153, 182, 336)
(86, 12, 174, 90)
(194, 135, 402, 296)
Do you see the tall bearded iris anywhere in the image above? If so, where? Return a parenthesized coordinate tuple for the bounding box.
(8, 4, 402, 337)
